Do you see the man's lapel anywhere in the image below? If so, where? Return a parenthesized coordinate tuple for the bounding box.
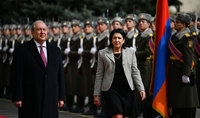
(28, 39, 46, 70)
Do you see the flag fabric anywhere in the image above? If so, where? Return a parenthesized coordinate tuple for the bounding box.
(0, 116, 8, 118)
(150, 0, 172, 117)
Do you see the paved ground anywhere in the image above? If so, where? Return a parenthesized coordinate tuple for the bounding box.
(0, 98, 95, 118)
(0, 98, 200, 118)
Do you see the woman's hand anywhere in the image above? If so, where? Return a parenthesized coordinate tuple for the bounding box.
(140, 91, 146, 101)
(94, 95, 101, 107)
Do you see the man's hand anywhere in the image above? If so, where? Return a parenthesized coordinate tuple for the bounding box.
(13, 101, 22, 107)
(58, 100, 64, 108)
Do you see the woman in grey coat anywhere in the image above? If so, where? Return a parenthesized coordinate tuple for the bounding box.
(93, 29, 146, 118)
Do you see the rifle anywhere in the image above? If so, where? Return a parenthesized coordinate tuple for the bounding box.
(63, 37, 71, 68)
(77, 35, 84, 69)
(90, 35, 97, 68)
(2, 39, 8, 63)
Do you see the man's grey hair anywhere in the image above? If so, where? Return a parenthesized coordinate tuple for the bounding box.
(31, 20, 47, 31)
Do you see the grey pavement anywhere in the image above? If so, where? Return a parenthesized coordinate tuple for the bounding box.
(0, 98, 200, 118)
(0, 98, 95, 118)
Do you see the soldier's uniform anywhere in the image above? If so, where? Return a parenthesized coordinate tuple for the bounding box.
(49, 22, 63, 48)
(60, 21, 73, 111)
(168, 13, 199, 118)
(60, 21, 72, 59)
(16, 25, 24, 44)
(1, 25, 11, 98)
(22, 24, 32, 43)
(66, 20, 85, 113)
(125, 14, 139, 48)
(81, 20, 98, 115)
(96, 17, 110, 50)
(135, 13, 155, 118)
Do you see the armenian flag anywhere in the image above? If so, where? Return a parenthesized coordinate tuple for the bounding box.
(150, 0, 172, 117)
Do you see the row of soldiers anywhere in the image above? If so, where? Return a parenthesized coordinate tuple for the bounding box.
(0, 12, 200, 118)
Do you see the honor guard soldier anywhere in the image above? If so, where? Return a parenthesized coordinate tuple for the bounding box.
(60, 21, 72, 111)
(168, 12, 199, 118)
(3, 24, 18, 99)
(1, 25, 11, 98)
(135, 13, 155, 118)
(64, 19, 85, 113)
(49, 22, 63, 48)
(111, 16, 123, 30)
(61, 21, 71, 57)
(125, 14, 139, 49)
(22, 24, 32, 43)
(95, 16, 110, 118)
(81, 20, 98, 115)
(96, 17, 110, 50)
(16, 25, 24, 44)
(170, 15, 177, 35)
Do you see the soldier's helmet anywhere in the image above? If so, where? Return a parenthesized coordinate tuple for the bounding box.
(84, 20, 95, 28)
(170, 15, 176, 23)
(3, 24, 10, 30)
(138, 13, 152, 23)
(71, 19, 83, 28)
(187, 13, 196, 22)
(112, 16, 123, 25)
(97, 17, 109, 25)
(10, 24, 17, 31)
(24, 24, 31, 30)
(62, 21, 71, 28)
(176, 12, 192, 26)
(51, 22, 61, 28)
(125, 14, 138, 23)
(16, 24, 23, 30)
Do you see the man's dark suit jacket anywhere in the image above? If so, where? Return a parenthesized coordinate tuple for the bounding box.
(11, 39, 65, 118)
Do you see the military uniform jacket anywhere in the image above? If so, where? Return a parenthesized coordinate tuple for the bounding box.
(97, 30, 109, 50)
(135, 28, 153, 93)
(83, 32, 96, 59)
(125, 28, 138, 47)
(60, 33, 71, 59)
(69, 32, 83, 59)
(168, 28, 199, 108)
(135, 28, 153, 63)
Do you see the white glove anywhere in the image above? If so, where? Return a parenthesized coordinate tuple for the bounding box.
(3, 46, 8, 52)
(0, 46, 2, 50)
(9, 48, 14, 54)
(78, 48, 83, 55)
(64, 48, 70, 55)
(182, 75, 190, 83)
(90, 47, 97, 55)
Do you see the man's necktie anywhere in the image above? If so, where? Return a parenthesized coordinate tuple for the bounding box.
(40, 45, 47, 67)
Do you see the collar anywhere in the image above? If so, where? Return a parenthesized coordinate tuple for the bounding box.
(33, 39, 47, 47)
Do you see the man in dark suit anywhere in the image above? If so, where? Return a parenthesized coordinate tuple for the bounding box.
(11, 20, 65, 118)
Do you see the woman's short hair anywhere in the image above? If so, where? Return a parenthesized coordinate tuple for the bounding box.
(108, 28, 126, 48)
